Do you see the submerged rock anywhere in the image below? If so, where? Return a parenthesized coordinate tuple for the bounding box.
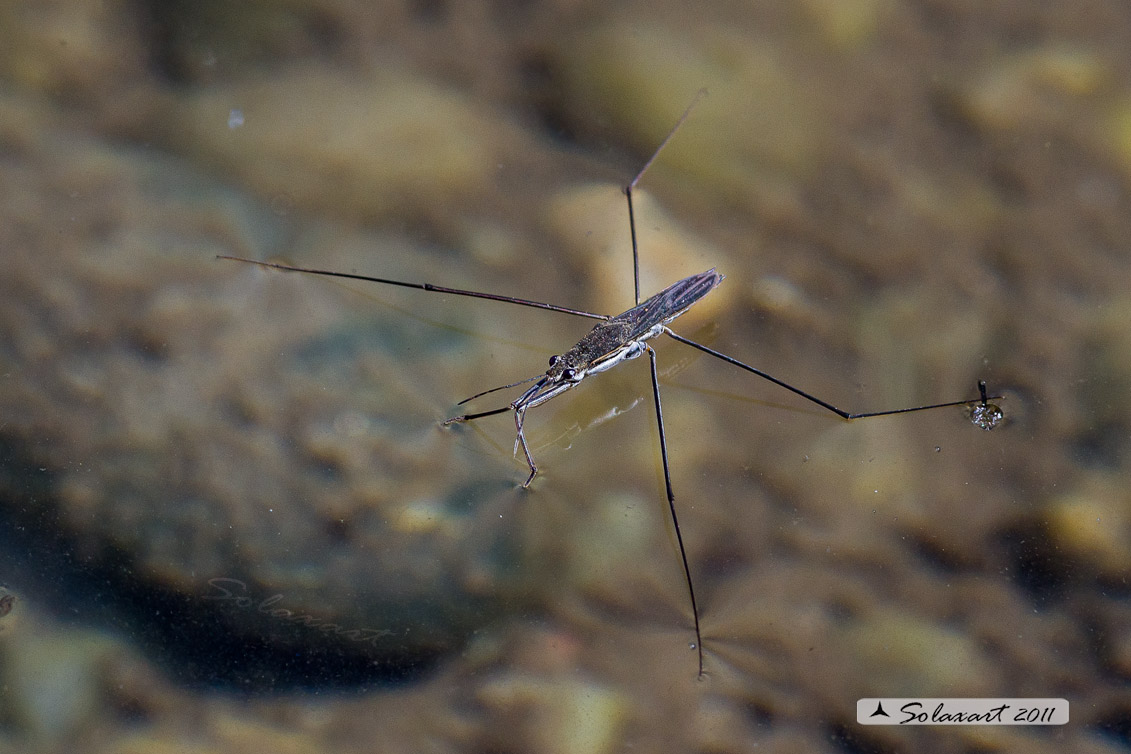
(0, 92, 541, 683)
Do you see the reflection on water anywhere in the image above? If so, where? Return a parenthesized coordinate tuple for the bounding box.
(1, 0, 1129, 751)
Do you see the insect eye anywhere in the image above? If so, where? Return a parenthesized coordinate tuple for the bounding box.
(548, 355, 559, 367)
(562, 368, 577, 381)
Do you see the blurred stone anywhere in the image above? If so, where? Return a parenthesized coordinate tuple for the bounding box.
(839, 606, 998, 697)
(1045, 474, 1131, 577)
(0, 615, 120, 742)
(800, 0, 892, 50)
(155, 65, 523, 228)
(552, 20, 828, 220)
(955, 46, 1108, 132)
(0, 0, 146, 101)
(0, 91, 535, 677)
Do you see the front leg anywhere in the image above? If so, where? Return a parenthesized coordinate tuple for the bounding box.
(514, 405, 539, 488)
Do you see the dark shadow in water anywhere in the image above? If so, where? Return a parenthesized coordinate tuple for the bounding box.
(1093, 706, 1131, 749)
(0, 436, 446, 693)
(996, 522, 1074, 607)
(825, 721, 890, 754)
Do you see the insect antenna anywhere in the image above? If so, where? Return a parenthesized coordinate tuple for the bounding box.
(456, 374, 542, 406)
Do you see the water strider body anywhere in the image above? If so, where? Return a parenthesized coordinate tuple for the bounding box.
(444, 268, 724, 488)
(220, 90, 1002, 677)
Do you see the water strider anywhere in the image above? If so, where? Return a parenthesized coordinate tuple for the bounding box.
(220, 90, 1003, 677)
